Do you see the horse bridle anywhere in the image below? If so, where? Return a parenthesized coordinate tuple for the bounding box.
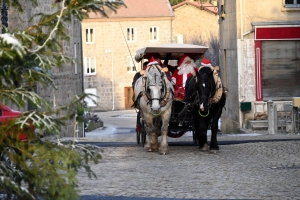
(144, 66, 168, 105)
(195, 73, 214, 117)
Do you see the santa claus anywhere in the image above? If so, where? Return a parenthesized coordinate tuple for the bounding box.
(171, 55, 197, 100)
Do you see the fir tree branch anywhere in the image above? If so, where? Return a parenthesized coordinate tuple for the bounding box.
(29, 0, 67, 53)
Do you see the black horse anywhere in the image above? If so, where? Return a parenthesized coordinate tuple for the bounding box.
(184, 67, 226, 152)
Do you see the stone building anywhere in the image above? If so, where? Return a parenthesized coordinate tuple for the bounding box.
(172, 0, 218, 43)
(218, 0, 300, 133)
(81, 0, 174, 111)
(8, 1, 84, 137)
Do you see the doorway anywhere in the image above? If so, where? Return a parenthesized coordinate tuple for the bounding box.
(124, 87, 134, 109)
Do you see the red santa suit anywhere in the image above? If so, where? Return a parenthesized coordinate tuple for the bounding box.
(171, 55, 197, 100)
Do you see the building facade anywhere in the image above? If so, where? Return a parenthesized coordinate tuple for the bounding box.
(8, 1, 84, 137)
(172, 0, 219, 43)
(218, 0, 300, 133)
(81, 0, 174, 111)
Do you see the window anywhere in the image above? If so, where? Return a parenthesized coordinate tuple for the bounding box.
(285, 0, 300, 7)
(127, 27, 136, 41)
(150, 26, 159, 41)
(84, 57, 96, 75)
(127, 56, 137, 72)
(84, 88, 97, 107)
(86, 28, 94, 43)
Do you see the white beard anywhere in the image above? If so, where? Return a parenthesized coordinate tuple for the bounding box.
(178, 63, 195, 75)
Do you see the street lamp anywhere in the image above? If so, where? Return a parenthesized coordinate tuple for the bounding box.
(1, 0, 8, 33)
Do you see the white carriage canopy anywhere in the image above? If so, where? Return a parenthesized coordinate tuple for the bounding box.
(135, 43, 209, 63)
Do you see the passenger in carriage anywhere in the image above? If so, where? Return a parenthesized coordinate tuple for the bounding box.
(200, 57, 212, 67)
(132, 53, 172, 92)
(132, 61, 149, 91)
(148, 53, 172, 81)
(171, 55, 198, 100)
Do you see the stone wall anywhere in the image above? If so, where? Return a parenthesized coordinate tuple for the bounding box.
(219, 0, 239, 133)
(173, 4, 219, 43)
(8, 0, 84, 137)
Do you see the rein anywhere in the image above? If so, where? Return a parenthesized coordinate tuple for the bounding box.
(198, 109, 209, 117)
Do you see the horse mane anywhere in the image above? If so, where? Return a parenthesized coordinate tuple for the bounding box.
(198, 66, 213, 75)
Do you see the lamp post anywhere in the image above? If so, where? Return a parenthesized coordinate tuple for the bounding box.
(1, 0, 8, 33)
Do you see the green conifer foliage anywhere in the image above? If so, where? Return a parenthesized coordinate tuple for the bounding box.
(0, 0, 125, 199)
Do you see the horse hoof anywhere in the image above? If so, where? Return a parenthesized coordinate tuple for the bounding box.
(159, 149, 169, 155)
(209, 149, 218, 154)
(199, 143, 208, 151)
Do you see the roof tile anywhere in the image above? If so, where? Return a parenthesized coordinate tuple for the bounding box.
(172, 0, 218, 14)
(89, 0, 174, 19)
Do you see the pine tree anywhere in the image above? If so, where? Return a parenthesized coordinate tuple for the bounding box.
(0, 0, 125, 199)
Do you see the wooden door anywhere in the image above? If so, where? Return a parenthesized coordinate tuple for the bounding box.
(124, 87, 134, 109)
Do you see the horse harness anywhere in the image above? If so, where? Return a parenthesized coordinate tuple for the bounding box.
(183, 66, 223, 112)
(135, 65, 173, 108)
(197, 65, 223, 105)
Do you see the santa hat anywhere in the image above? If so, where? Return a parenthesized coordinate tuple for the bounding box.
(178, 55, 189, 67)
(201, 58, 212, 67)
(147, 56, 158, 66)
(149, 56, 155, 62)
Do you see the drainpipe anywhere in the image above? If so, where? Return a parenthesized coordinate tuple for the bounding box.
(79, 20, 86, 137)
(111, 50, 114, 110)
(239, 0, 245, 128)
(105, 49, 114, 110)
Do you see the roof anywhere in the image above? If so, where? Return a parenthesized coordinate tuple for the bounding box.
(135, 43, 209, 62)
(88, 0, 174, 19)
(251, 21, 300, 26)
(172, 0, 218, 15)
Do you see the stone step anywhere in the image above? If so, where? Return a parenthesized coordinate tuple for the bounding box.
(247, 119, 289, 131)
(247, 120, 268, 131)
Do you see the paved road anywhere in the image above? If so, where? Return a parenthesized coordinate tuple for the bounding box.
(71, 110, 300, 200)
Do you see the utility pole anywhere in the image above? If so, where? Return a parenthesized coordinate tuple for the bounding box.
(1, 0, 8, 33)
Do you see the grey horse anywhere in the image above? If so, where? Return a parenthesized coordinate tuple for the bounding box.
(133, 65, 174, 154)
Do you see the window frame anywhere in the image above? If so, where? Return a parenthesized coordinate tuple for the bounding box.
(126, 56, 137, 73)
(284, 0, 300, 7)
(150, 26, 159, 41)
(126, 27, 136, 42)
(84, 57, 96, 75)
(85, 28, 94, 44)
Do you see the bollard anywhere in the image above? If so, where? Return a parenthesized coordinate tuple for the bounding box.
(267, 100, 277, 134)
(292, 106, 297, 133)
(274, 104, 278, 134)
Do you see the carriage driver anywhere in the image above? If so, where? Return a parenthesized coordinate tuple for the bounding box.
(150, 53, 172, 81)
(171, 55, 198, 100)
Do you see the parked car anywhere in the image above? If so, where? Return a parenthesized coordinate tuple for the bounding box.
(0, 105, 34, 142)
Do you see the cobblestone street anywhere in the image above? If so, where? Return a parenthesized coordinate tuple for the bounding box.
(76, 110, 300, 200)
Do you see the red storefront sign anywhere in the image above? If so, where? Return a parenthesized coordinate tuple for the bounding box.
(254, 26, 300, 101)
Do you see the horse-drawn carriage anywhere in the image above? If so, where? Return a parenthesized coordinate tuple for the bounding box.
(132, 44, 227, 154)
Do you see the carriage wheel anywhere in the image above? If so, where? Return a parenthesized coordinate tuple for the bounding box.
(141, 120, 147, 147)
(136, 130, 141, 145)
(167, 131, 185, 138)
(136, 112, 141, 145)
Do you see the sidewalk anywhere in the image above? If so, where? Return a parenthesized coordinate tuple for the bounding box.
(73, 109, 300, 143)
